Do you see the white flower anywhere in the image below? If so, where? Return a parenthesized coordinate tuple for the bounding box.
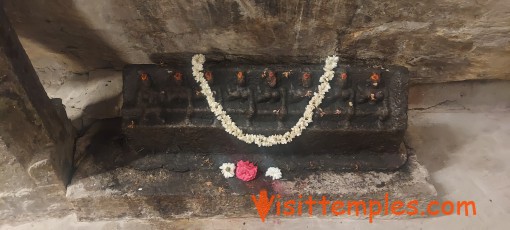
(219, 163, 236, 178)
(265, 167, 282, 180)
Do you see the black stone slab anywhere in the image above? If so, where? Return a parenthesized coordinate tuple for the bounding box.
(121, 62, 409, 170)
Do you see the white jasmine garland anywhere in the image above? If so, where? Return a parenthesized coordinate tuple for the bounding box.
(191, 54, 339, 147)
(265, 167, 282, 180)
(219, 163, 236, 178)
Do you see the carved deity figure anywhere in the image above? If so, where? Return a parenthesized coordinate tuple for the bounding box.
(256, 69, 287, 128)
(226, 71, 255, 126)
(136, 72, 163, 124)
(194, 71, 223, 126)
(357, 72, 389, 126)
(163, 72, 193, 124)
(288, 72, 314, 104)
(324, 72, 355, 127)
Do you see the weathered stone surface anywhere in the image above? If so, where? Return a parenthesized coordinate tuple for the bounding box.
(4, 0, 510, 85)
(0, 6, 75, 185)
(62, 117, 435, 221)
(42, 69, 123, 130)
(409, 80, 510, 112)
(68, 134, 436, 220)
(0, 138, 73, 225)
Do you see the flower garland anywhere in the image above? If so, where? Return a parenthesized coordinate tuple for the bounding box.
(191, 54, 339, 147)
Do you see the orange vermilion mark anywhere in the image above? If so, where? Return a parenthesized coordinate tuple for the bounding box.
(268, 71, 276, 79)
(140, 73, 149, 81)
(303, 72, 311, 80)
(174, 72, 183, 81)
(236, 71, 244, 80)
(341, 72, 348, 80)
(205, 71, 213, 81)
(370, 73, 380, 82)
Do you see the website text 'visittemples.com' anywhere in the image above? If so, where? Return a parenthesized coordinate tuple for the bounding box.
(251, 190, 476, 223)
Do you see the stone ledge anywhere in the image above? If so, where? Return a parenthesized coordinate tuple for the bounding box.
(67, 149, 436, 221)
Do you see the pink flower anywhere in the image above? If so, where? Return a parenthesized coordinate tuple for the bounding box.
(236, 160, 258, 181)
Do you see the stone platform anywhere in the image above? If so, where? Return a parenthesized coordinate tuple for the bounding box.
(67, 119, 436, 221)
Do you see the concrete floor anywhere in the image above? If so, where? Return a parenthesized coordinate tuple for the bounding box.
(2, 82, 510, 229)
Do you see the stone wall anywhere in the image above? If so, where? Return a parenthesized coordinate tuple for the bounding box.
(4, 0, 510, 85)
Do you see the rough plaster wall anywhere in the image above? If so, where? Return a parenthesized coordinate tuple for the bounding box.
(4, 0, 510, 85)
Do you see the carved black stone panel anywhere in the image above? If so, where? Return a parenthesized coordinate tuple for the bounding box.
(122, 62, 409, 171)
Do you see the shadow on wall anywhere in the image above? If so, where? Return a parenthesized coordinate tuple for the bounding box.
(3, 0, 126, 70)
